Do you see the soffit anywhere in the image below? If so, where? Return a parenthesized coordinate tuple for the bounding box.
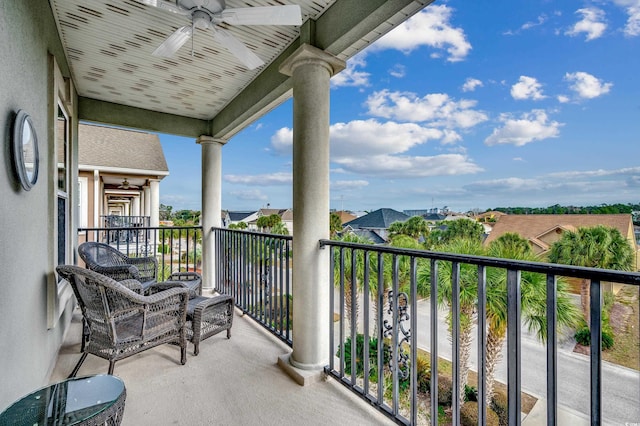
(49, 0, 334, 121)
(49, 0, 432, 133)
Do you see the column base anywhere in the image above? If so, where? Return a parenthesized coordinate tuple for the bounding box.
(277, 353, 326, 386)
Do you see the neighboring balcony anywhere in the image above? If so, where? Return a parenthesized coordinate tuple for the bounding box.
(66, 227, 639, 425)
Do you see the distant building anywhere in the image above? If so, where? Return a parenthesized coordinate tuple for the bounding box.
(484, 214, 638, 269)
(343, 208, 409, 242)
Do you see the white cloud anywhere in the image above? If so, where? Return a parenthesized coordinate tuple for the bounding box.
(557, 95, 570, 103)
(565, 8, 607, 41)
(521, 14, 548, 30)
(547, 166, 640, 179)
(269, 119, 483, 179)
(365, 90, 488, 129)
(564, 71, 612, 99)
(271, 119, 444, 157)
(389, 64, 406, 78)
(229, 189, 269, 201)
(612, 0, 640, 36)
(224, 172, 292, 185)
(485, 110, 563, 146)
(462, 78, 483, 92)
(331, 180, 369, 191)
(370, 5, 471, 62)
(333, 154, 483, 178)
(331, 54, 370, 88)
(510, 76, 546, 100)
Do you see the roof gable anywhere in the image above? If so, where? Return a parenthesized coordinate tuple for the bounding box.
(79, 124, 168, 172)
(343, 208, 409, 229)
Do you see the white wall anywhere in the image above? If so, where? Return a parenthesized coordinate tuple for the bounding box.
(0, 1, 76, 410)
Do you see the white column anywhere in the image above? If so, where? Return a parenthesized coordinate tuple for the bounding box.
(93, 170, 100, 227)
(149, 179, 160, 227)
(279, 45, 345, 375)
(143, 184, 151, 220)
(197, 136, 226, 292)
(132, 195, 141, 217)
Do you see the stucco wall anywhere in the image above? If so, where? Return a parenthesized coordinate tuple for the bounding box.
(0, 1, 75, 410)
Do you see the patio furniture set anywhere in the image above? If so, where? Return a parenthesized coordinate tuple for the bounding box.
(59, 241, 235, 376)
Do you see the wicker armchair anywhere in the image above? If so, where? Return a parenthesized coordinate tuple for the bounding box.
(78, 241, 158, 292)
(56, 265, 189, 377)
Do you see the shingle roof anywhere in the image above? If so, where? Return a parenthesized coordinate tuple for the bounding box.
(343, 208, 409, 229)
(484, 214, 635, 246)
(79, 124, 168, 172)
(228, 211, 257, 221)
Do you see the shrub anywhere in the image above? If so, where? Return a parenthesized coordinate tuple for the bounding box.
(490, 389, 508, 426)
(415, 354, 431, 393)
(336, 334, 386, 378)
(436, 375, 453, 405)
(574, 325, 615, 350)
(460, 401, 500, 426)
(158, 243, 171, 254)
(464, 384, 478, 402)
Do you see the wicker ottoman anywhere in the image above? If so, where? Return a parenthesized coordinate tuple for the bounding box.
(186, 294, 234, 355)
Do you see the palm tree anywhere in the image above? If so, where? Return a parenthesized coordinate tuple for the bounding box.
(417, 238, 485, 404)
(330, 212, 342, 237)
(483, 233, 580, 405)
(548, 225, 635, 323)
(333, 233, 374, 331)
(441, 218, 485, 243)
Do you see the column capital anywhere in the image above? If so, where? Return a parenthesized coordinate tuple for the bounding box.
(279, 44, 346, 77)
(197, 135, 227, 146)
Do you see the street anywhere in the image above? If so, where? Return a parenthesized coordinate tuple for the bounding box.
(413, 299, 640, 425)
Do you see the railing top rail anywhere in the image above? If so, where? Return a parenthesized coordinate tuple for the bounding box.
(320, 238, 640, 286)
(79, 225, 203, 232)
(212, 226, 293, 241)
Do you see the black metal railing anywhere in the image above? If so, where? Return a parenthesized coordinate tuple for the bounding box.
(78, 226, 202, 281)
(320, 239, 640, 426)
(213, 227, 293, 346)
(99, 215, 150, 244)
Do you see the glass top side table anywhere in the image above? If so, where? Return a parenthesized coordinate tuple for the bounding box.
(0, 374, 126, 426)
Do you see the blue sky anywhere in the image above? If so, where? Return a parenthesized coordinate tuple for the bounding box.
(159, 0, 640, 213)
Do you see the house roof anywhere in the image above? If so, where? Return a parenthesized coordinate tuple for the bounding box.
(343, 208, 409, 229)
(79, 123, 168, 173)
(227, 211, 257, 222)
(484, 214, 636, 246)
(347, 229, 386, 244)
(334, 210, 357, 225)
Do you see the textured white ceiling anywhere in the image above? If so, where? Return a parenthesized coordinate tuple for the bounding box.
(50, 0, 335, 121)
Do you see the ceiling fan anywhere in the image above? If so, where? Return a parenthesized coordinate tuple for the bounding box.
(136, 0, 303, 70)
(118, 178, 139, 189)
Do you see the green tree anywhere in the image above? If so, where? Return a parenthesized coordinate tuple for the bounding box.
(333, 233, 374, 330)
(418, 238, 485, 404)
(271, 221, 289, 235)
(548, 225, 634, 323)
(330, 212, 342, 237)
(229, 221, 247, 230)
(256, 214, 282, 232)
(440, 218, 485, 243)
(483, 233, 580, 405)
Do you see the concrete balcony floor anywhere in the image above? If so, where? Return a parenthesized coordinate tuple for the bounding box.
(50, 297, 394, 426)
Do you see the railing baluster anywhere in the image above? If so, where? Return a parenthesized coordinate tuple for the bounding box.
(477, 265, 487, 425)
(507, 269, 522, 426)
(363, 250, 371, 397)
(430, 258, 439, 426)
(451, 261, 461, 425)
(410, 256, 418, 425)
(590, 279, 602, 426)
(377, 252, 384, 406)
(391, 254, 400, 416)
(350, 247, 357, 387)
(329, 246, 336, 373)
(546, 274, 558, 426)
(339, 247, 346, 379)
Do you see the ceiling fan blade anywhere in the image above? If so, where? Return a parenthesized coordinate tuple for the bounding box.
(152, 26, 193, 58)
(211, 27, 264, 70)
(134, 0, 189, 15)
(221, 5, 302, 26)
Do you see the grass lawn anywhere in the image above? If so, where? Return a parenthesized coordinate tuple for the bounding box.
(603, 285, 640, 370)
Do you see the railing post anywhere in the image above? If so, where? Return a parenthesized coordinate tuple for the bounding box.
(507, 269, 522, 426)
(590, 280, 602, 426)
